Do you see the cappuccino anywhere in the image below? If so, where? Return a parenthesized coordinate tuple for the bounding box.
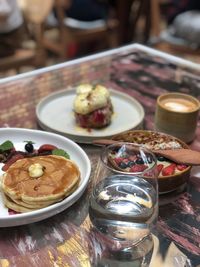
(161, 98, 198, 113)
(155, 93, 200, 143)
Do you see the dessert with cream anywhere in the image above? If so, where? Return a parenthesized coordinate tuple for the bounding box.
(73, 84, 113, 128)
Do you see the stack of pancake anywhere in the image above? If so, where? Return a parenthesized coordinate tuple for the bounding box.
(1, 155, 80, 212)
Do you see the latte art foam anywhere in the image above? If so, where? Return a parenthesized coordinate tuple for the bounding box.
(162, 98, 197, 112)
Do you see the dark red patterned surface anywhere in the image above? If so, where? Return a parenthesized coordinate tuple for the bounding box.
(0, 45, 200, 266)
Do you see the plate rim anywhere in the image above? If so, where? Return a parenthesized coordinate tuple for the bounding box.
(36, 88, 145, 143)
(0, 127, 91, 226)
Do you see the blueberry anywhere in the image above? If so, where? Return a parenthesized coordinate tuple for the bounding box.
(119, 162, 127, 169)
(25, 143, 34, 153)
(157, 156, 166, 161)
(127, 161, 135, 167)
(135, 158, 144, 164)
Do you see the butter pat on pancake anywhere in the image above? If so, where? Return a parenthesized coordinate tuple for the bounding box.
(1, 155, 80, 205)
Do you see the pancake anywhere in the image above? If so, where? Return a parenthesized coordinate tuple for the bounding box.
(3, 181, 79, 210)
(1, 155, 80, 212)
(2, 193, 37, 213)
(6, 193, 61, 209)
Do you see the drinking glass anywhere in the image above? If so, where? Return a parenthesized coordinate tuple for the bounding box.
(89, 142, 158, 265)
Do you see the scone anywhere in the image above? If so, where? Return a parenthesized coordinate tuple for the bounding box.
(73, 84, 113, 128)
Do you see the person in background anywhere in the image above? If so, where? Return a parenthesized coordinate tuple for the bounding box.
(60, 0, 109, 21)
(0, 0, 24, 57)
(53, 0, 113, 57)
(165, 0, 200, 24)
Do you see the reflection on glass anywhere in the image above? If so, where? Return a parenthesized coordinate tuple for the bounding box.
(89, 143, 158, 266)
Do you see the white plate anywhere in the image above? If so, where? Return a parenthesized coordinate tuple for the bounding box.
(36, 89, 144, 143)
(0, 128, 91, 227)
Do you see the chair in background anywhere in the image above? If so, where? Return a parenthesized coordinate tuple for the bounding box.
(115, 0, 151, 45)
(0, 49, 35, 73)
(43, 0, 119, 60)
(149, 0, 200, 58)
(131, 0, 151, 44)
(0, 0, 54, 74)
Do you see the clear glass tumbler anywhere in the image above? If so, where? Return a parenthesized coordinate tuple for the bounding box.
(89, 142, 158, 265)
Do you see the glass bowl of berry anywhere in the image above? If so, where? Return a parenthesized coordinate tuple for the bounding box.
(111, 130, 191, 194)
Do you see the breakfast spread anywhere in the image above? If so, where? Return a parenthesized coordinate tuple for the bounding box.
(73, 84, 113, 128)
(0, 140, 80, 213)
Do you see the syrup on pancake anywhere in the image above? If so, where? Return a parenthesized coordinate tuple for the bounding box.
(1, 155, 80, 212)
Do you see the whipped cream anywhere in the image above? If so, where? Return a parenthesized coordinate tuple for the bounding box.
(74, 84, 110, 115)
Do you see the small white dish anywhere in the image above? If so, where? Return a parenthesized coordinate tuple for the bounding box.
(0, 128, 91, 227)
(36, 88, 144, 143)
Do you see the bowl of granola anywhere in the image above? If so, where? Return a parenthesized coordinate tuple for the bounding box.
(111, 130, 191, 193)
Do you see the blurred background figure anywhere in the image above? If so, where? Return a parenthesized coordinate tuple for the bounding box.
(0, 0, 25, 57)
(50, 0, 118, 58)
(62, 0, 109, 21)
(164, 0, 200, 24)
(161, 0, 200, 49)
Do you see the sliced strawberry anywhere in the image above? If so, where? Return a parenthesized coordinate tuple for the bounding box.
(38, 144, 58, 153)
(157, 164, 164, 176)
(176, 164, 188, 171)
(2, 153, 25, 171)
(130, 164, 148, 172)
(161, 163, 176, 176)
